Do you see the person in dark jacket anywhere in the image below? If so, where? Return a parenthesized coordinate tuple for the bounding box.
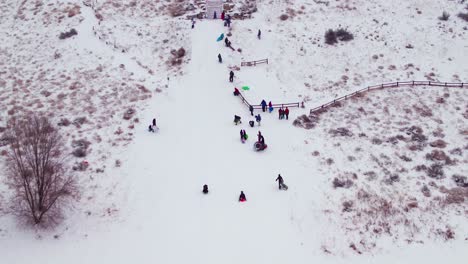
(203, 184, 209, 194)
(148, 124, 154, 132)
(226, 15, 231, 27)
(218, 53, 222, 63)
(249, 120, 254, 127)
(249, 105, 254, 116)
(225, 37, 229, 47)
(239, 191, 247, 202)
(278, 108, 283, 119)
(240, 129, 245, 141)
(284, 107, 290, 120)
(261, 100, 267, 112)
(229, 71, 234, 82)
(257, 131, 262, 142)
(276, 174, 284, 190)
(257, 29, 261, 39)
(152, 118, 156, 127)
(234, 115, 241, 125)
(255, 114, 261, 126)
(233, 87, 240, 96)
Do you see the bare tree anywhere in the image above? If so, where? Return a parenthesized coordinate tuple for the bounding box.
(4, 115, 77, 226)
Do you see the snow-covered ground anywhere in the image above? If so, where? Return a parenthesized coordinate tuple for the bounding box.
(0, 0, 467, 263)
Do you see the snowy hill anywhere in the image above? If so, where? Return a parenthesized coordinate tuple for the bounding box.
(0, 0, 467, 263)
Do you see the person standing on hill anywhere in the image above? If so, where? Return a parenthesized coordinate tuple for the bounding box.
(278, 108, 283, 119)
(257, 29, 261, 39)
(249, 105, 254, 116)
(284, 107, 290, 120)
(261, 100, 267, 112)
(255, 114, 261, 126)
(225, 37, 229, 47)
(203, 184, 209, 194)
(229, 71, 234, 82)
(276, 174, 284, 190)
(218, 53, 222, 63)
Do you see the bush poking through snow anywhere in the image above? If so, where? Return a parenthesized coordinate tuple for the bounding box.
(324, 29, 337, 45)
(452, 175, 468, 188)
(279, 14, 289, 21)
(57, 118, 71, 126)
(59, 29, 77, 40)
(335, 28, 354, 41)
(458, 12, 468, 22)
(3, 115, 77, 226)
(426, 163, 444, 179)
(123, 108, 136, 120)
(333, 177, 353, 188)
(439, 11, 450, 21)
(325, 28, 353, 44)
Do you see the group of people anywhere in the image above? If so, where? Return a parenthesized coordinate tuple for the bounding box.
(259, 100, 290, 119)
(202, 174, 287, 202)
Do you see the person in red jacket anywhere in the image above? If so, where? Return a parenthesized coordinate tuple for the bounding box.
(284, 107, 290, 120)
(221, 11, 225, 20)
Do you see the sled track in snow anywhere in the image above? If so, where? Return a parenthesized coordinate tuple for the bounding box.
(309, 80, 467, 114)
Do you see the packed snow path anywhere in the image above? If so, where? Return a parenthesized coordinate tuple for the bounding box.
(122, 21, 312, 263)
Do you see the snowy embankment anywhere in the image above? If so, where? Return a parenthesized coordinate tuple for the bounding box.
(0, 0, 467, 263)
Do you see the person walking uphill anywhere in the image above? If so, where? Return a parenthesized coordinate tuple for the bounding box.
(257, 29, 261, 39)
(276, 174, 284, 190)
(229, 71, 234, 82)
(261, 100, 267, 112)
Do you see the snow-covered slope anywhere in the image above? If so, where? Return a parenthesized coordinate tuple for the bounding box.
(0, 0, 467, 263)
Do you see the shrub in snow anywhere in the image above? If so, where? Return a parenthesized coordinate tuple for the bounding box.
(421, 185, 431, 197)
(439, 11, 450, 21)
(324, 29, 337, 45)
(329, 127, 353, 137)
(458, 12, 468, 22)
(429, 139, 447, 148)
(123, 108, 136, 120)
(452, 175, 468, 188)
(279, 14, 289, 21)
(72, 139, 91, 158)
(426, 163, 444, 179)
(333, 177, 353, 188)
(342, 201, 354, 212)
(4, 115, 77, 226)
(72, 147, 87, 158)
(168, 3, 186, 17)
(57, 118, 71, 126)
(59, 29, 78, 40)
(335, 28, 354, 41)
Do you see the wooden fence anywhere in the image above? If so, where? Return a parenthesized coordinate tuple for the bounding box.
(241, 59, 268, 67)
(309, 81, 466, 114)
(237, 91, 300, 110)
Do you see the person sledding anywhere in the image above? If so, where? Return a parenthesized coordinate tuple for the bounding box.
(254, 131, 267, 151)
(255, 114, 261, 126)
(239, 191, 247, 202)
(261, 100, 267, 112)
(234, 115, 242, 125)
(203, 184, 209, 194)
(233, 87, 240, 96)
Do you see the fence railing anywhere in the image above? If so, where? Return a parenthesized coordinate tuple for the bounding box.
(237, 91, 300, 110)
(309, 81, 466, 114)
(241, 58, 268, 67)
